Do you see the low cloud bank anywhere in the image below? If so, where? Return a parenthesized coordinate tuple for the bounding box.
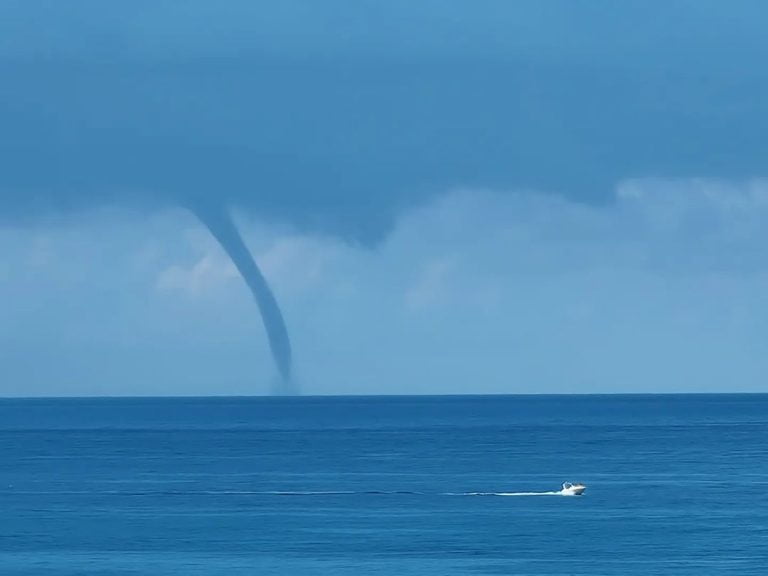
(1, 179, 767, 395)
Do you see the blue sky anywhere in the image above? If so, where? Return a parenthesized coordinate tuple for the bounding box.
(2, 2, 767, 395)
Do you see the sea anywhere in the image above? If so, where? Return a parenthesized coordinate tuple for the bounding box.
(1, 394, 767, 575)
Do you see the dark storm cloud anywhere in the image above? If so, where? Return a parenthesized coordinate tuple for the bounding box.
(2, 1, 767, 240)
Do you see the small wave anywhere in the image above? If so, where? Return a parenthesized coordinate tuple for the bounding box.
(245, 490, 424, 496)
(2, 489, 424, 497)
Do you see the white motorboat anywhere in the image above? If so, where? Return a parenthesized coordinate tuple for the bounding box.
(561, 482, 586, 496)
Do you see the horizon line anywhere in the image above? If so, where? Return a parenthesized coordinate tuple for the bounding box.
(1, 391, 767, 401)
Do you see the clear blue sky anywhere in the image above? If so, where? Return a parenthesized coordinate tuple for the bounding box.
(2, 1, 767, 395)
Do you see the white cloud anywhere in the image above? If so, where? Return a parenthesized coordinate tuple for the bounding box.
(257, 235, 338, 297)
(156, 253, 239, 299)
(404, 255, 459, 312)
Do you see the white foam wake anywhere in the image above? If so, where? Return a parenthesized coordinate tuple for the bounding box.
(455, 490, 574, 497)
(6, 488, 581, 497)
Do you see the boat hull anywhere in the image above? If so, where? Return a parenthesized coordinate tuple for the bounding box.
(561, 484, 586, 496)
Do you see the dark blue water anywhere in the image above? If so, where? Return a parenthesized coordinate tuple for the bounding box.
(1, 395, 767, 575)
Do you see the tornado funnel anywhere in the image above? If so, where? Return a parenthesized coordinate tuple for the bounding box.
(191, 202, 294, 393)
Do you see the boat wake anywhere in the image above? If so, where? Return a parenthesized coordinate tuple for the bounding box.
(456, 491, 565, 497)
(449, 482, 586, 497)
(6, 484, 585, 497)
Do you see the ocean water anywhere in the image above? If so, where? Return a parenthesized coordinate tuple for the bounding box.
(1, 394, 767, 575)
